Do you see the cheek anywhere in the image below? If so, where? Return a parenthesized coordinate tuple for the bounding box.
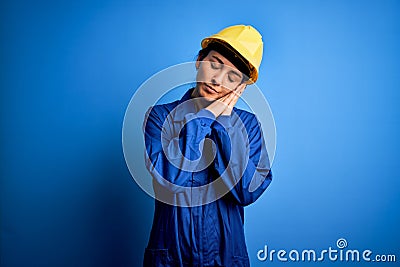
(196, 67, 208, 83)
(220, 80, 238, 92)
(195, 61, 203, 79)
(196, 69, 204, 82)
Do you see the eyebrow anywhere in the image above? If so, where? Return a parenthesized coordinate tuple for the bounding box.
(212, 55, 224, 64)
(211, 55, 242, 78)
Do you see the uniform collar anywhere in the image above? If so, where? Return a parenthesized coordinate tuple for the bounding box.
(173, 88, 198, 122)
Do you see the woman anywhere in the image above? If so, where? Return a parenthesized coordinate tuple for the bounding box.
(143, 25, 273, 267)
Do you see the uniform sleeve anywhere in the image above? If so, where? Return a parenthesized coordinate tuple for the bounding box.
(143, 106, 216, 193)
(211, 114, 273, 206)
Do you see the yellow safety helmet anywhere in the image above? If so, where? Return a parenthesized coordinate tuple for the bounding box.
(201, 25, 263, 83)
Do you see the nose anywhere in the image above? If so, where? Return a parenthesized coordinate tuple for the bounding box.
(211, 71, 224, 86)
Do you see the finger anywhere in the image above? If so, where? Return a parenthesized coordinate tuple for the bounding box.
(227, 85, 245, 108)
(221, 91, 238, 115)
(214, 90, 234, 105)
(224, 91, 237, 107)
(209, 86, 245, 116)
(235, 85, 246, 95)
(219, 93, 232, 102)
(206, 94, 231, 117)
(227, 87, 244, 101)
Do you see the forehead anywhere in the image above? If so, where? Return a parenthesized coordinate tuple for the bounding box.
(205, 50, 241, 72)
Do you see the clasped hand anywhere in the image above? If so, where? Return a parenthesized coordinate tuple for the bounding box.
(205, 85, 245, 118)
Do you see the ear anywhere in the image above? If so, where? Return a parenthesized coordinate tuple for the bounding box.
(195, 56, 201, 70)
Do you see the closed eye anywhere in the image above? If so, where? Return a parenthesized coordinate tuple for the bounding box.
(228, 72, 241, 83)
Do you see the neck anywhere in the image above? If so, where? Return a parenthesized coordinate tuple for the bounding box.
(191, 85, 212, 111)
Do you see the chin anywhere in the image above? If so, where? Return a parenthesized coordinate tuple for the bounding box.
(202, 92, 219, 100)
(198, 94, 215, 103)
(194, 87, 216, 100)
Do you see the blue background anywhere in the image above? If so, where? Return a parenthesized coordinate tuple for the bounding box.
(1, 0, 399, 266)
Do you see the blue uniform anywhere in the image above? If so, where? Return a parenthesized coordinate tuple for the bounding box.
(143, 88, 272, 267)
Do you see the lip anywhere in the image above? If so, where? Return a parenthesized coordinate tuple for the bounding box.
(203, 83, 218, 94)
